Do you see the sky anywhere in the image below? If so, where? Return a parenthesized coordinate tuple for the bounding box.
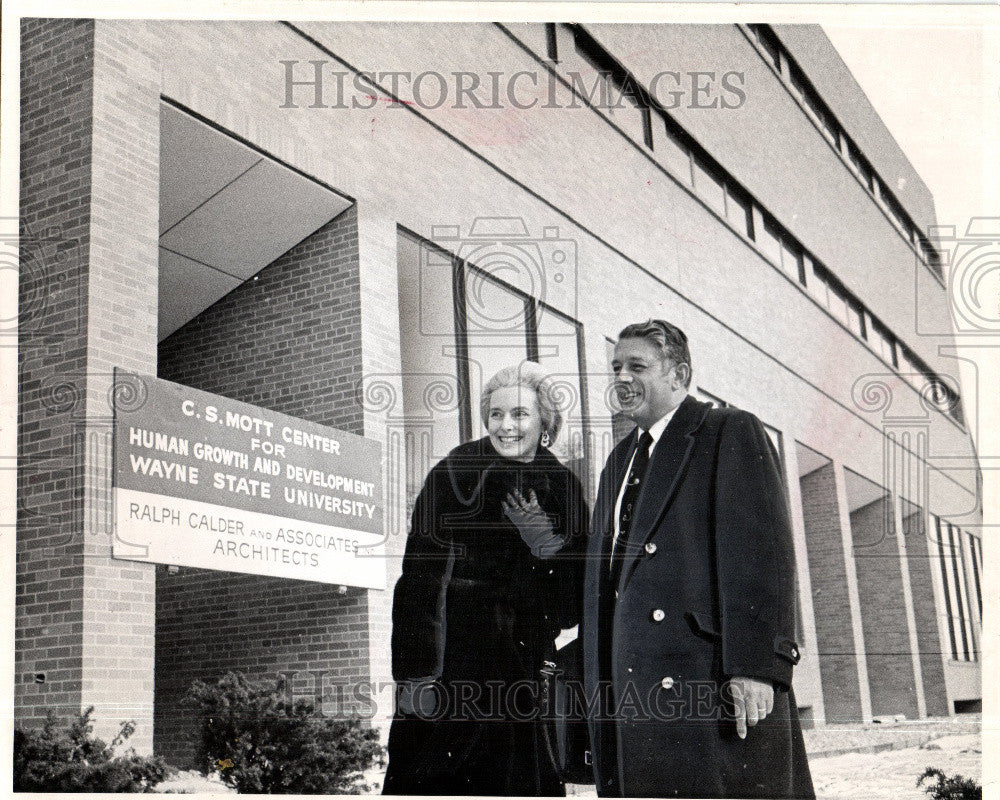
(822, 22, 999, 464)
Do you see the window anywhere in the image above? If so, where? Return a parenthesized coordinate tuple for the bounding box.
(934, 516, 977, 661)
(726, 186, 754, 239)
(693, 156, 726, 216)
(927, 378, 964, 426)
(511, 23, 557, 62)
(545, 23, 558, 62)
(871, 321, 897, 367)
(827, 287, 849, 326)
(459, 264, 590, 477)
(463, 269, 534, 423)
(828, 284, 864, 338)
(948, 387, 965, 426)
(848, 142, 874, 191)
(789, 64, 838, 145)
(965, 531, 982, 622)
(759, 217, 783, 266)
(845, 302, 866, 339)
(807, 258, 829, 306)
(752, 24, 781, 70)
(896, 346, 921, 384)
(606, 81, 650, 148)
(788, 62, 807, 100)
(655, 117, 692, 184)
(780, 238, 805, 284)
(884, 193, 910, 234)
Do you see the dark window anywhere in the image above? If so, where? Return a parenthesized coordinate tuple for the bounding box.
(693, 156, 726, 216)
(967, 531, 982, 622)
(751, 24, 782, 69)
(871, 321, 898, 368)
(935, 516, 960, 661)
(656, 116, 692, 184)
(545, 23, 558, 61)
(725, 185, 755, 239)
(760, 216, 783, 266)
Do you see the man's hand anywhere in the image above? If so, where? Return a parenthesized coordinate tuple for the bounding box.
(397, 677, 441, 718)
(729, 676, 774, 739)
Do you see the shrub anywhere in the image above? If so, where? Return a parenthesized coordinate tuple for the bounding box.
(13, 706, 167, 792)
(918, 767, 982, 800)
(184, 671, 384, 794)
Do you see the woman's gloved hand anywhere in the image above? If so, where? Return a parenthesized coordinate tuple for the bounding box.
(502, 488, 564, 559)
(396, 676, 442, 718)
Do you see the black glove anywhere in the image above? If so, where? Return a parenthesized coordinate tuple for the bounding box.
(502, 488, 564, 559)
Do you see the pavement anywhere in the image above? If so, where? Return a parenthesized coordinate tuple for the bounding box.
(154, 715, 982, 797)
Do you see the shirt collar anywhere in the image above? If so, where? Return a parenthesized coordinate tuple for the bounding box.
(641, 402, 680, 448)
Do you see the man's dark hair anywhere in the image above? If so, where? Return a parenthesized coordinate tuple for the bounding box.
(617, 319, 692, 387)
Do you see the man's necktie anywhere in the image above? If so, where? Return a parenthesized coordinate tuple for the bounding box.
(611, 430, 654, 587)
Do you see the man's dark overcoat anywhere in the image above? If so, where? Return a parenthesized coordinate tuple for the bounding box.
(582, 396, 814, 798)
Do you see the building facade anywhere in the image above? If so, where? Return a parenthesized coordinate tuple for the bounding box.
(17, 19, 982, 765)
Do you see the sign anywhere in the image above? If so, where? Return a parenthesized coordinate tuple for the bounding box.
(112, 371, 385, 588)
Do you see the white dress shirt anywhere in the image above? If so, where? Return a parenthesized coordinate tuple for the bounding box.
(611, 405, 679, 561)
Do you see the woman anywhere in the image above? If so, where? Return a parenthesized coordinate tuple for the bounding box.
(382, 363, 589, 796)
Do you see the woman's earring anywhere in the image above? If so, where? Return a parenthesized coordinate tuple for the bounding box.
(540, 431, 551, 448)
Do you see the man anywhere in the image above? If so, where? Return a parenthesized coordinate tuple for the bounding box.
(582, 320, 814, 799)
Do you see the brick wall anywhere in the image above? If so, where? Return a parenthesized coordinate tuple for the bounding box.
(157, 206, 363, 431)
(902, 508, 950, 717)
(154, 207, 371, 767)
(850, 497, 918, 719)
(799, 464, 863, 723)
(16, 18, 95, 731)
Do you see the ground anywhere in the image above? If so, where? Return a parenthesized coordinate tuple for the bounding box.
(153, 716, 982, 797)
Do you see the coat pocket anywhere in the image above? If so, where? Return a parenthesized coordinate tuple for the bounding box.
(684, 610, 722, 641)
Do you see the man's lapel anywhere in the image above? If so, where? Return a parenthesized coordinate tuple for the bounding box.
(617, 395, 709, 593)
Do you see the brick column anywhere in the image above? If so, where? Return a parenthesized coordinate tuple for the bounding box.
(17, 19, 161, 750)
(799, 463, 870, 723)
(850, 496, 919, 719)
(355, 205, 407, 740)
(16, 17, 96, 735)
(901, 505, 950, 716)
(890, 496, 927, 718)
(780, 444, 825, 725)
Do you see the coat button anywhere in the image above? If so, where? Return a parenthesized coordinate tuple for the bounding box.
(651, 609, 665, 622)
(791, 647, 799, 659)
(644, 542, 657, 555)
(660, 676, 674, 689)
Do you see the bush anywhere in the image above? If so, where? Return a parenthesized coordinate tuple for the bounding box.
(918, 767, 982, 800)
(184, 671, 384, 794)
(14, 706, 167, 792)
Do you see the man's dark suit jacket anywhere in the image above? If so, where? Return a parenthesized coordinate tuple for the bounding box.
(582, 395, 814, 799)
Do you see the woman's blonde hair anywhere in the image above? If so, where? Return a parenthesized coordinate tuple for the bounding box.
(480, 361, 563, 443)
